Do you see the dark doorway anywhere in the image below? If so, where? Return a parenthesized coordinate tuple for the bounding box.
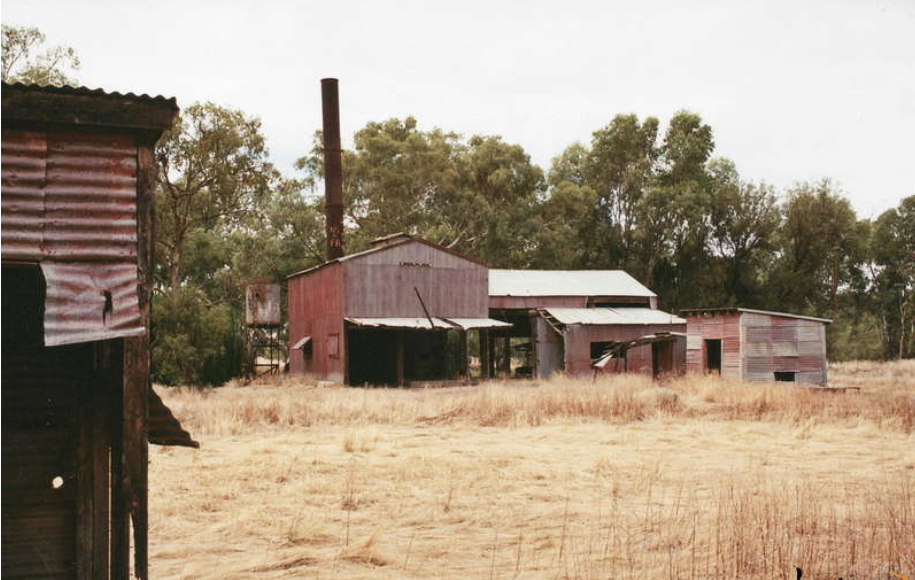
(704, 339, 722, 374)
(774, 371, 796, 382)
(346, 327, 461, 386)
(652, 341, 674, 379)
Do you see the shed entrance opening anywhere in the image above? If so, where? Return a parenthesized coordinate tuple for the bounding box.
(346, 327, 464, 386)
(774, 371, 796, 382)
(652, 341, 675, 378)
(704, 339, 722, 374)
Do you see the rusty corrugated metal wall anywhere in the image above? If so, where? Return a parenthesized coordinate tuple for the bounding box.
(685, 313, 742, 379)
(740, 312, 828, 385)
(1, 130, 144, 346)
(685, 311, 828, 385)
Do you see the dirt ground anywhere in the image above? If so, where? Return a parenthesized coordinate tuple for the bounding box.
(148, 361, 915, 579)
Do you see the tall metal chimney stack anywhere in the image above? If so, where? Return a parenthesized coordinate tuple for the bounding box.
(321, 78, 345, 261)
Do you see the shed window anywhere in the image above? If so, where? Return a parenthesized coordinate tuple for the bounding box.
(774, 371, 796, 382)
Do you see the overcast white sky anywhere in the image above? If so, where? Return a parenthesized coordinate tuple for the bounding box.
(3, 0, 913, 217)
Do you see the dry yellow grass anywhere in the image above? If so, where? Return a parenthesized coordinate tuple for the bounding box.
(149, 361, 915, 579)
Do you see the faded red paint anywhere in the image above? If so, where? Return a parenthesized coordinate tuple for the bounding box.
(562, 323, 687, 376)
(684, 309, 829, 385)
(287, 240, 490, 382)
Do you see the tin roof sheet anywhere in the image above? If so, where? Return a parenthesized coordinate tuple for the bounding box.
(443, 318, 512, 330)
(544, 307, 685, 326)
(489, 270, 656, 298)
(679, 307, 832, 324)
(2, 82, 177, 107)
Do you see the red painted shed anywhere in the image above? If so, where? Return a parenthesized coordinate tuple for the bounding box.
(488, 270, 686, 379)
(681, 307, 832, 385)
(287, 234, 509, 385)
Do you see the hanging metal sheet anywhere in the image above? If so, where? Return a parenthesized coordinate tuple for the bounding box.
(41, 262, 144, 346)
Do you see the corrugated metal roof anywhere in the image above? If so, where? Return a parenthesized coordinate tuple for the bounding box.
(544, 307, 685, 326)
(1, 82, 177, 108)
(345, 317, 511, 330)
(346, 317, 455, 330)
(287, 236, 487, 279)
(679, 307, 832, 324)
(489, 270, 656, 298)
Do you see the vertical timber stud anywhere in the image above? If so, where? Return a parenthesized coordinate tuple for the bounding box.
(321, 78, 345, 261)
(396, 330, 405, 387)
(124, 142, 157, 579)
(110, 339, 129, 579)
(480, 329, 490, 380)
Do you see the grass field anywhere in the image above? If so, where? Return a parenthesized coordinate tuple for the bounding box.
(149, 361, 915, 579)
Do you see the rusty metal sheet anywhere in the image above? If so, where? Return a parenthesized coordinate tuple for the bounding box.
(148, 387, 198, 448)
(41, 262, 144, 346)
(245, 284, 281, 326)
(1, 130, 47, 260)
(44, 133, 138, 261)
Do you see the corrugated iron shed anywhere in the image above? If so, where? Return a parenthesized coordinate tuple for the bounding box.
(1, 82, 186, 580)
(489, 269, 657, 298)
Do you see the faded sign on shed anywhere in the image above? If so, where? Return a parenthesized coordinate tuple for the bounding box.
(246, 284, 281, 326)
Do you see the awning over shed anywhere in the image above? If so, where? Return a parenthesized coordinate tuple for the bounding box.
(443, 318, 512, 330)
(545, 307, 686, 326)
(345, 317, 511, 331)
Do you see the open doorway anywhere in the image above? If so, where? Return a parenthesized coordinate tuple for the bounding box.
(704, 339, 722, 374)
(652, 341, 675, 378)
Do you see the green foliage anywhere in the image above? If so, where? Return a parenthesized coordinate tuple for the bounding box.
(297, 117, 544, 267)
(1, 25, 79, 85)
(151, 289, 243, 386)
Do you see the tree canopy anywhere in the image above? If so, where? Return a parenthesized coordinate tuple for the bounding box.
(1, 24, 80, 85)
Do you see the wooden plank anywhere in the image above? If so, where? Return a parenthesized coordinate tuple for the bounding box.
(92, 366, 110, 580)
(109, 340, 130, 580)
(76, 382, 93, 580)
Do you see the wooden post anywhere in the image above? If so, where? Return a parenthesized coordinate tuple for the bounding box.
(461, 331, 469, 379)
(488, 333, 497, 379)
(396, 330, 405, 387)
(501, 334, 511, 377)
(480, 329, 490, 380)
(110, 340, 129, 579)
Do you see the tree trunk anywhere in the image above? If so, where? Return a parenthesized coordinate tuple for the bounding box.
(169, 246, 181, 299)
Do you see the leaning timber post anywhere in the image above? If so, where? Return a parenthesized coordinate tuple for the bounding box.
(480, 329, 491, 380)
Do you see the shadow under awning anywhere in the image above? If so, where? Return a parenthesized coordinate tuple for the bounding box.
(148, 387, 199, 448)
